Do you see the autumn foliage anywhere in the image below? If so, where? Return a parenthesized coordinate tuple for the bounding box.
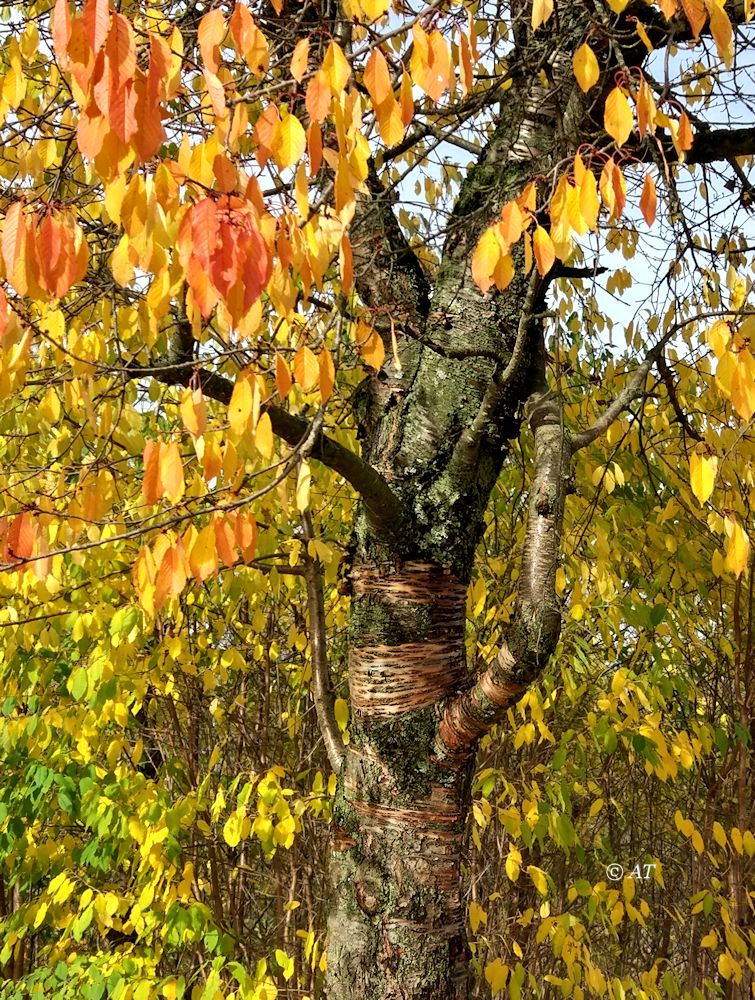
(0, 0, 754, 997)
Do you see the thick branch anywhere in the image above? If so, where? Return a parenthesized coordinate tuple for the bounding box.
(300, 510, 346, 774)
(687, 126, 755, 165)
(126, 358, 407, 540)
(435, 385, 571, 764)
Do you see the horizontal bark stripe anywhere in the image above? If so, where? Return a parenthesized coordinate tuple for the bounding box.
(352, 561, 466, 607)
(349, 642, 465, 716)
(347, 797, 463, 830)
(384, 917, 463, 939)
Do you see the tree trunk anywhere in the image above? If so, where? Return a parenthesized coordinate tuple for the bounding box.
(325, 561, 473, 1000)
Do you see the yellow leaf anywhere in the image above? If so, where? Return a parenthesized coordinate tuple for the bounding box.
(255, 411, 274, 458)
(471, 227, 501, 292)
(531, 0, 554, 30)
(188, 523, 218, 582)
(323, 41, 351, 92)
(296, 460, 311, 512)
(579, 169, 600, 230)
(293, 345, 319, 389)
(689, 451, 717, 505)
(707, 319, 731, 358)
(468, 900, 487, 934)
(505, 847, 522, 882)
(700, 929, 718, 948)
(179, 387, 206, 439)
(274, 113, 306, 170)
(604, 87, 633, 146)
(485, 958, 509, 994)
(223, 810, 244, 848)
(355, 321, 385, 371)
(228, 376, 253, 436)
(334, 697, 348, 731)
(724, 516, 750, 577)
(526, 865, 548, 896)
(573, 43, 599, 92)
(712, 821, 727, 848)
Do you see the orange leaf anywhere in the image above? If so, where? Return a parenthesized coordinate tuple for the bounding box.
(340, 233, 353, 292)
(294, 345, 319, 389)
(142, 439, 161, 504)
(533, 226, 555, 276)
(159, 441, 185, 503)
(214, 515, 238, 566)
(6, 512, 35, 561)
(355, 321, 385, 371)
(499, 201, 524, 249)
(81, 0, 109, 54)
(291, 38, 309, 83)
(459, 30, 473, 96)
(681, 0, 706, 36)
(399, 71, 414, 126)
(604, 87, 633, 146)
(678, 111, 693, 151)
(106, 13, 136, 92)
(198, 7, 225, 75)
(229, 3, 268, 75)
(639, 172, 657, 226)
(275, 353, 292, 398)
(235, 512, 257, 561)
(2, 202, 28, 296)
(52, 0, 72, 67)
(157, 543, 187, 602)
(364, 48, 392, 108)
(319, 347, 335, 403)
(307, 120, 322, 175)
(306, 71, 331, 124)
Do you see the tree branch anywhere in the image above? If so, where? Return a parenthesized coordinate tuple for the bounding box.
(126, 357, 407, 540)
(434, 377, 571, 764)
(300, 509, 346, 774)
(687, 126, 755, 166)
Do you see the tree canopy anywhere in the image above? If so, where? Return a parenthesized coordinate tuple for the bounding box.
(0, 0, 754, 998)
